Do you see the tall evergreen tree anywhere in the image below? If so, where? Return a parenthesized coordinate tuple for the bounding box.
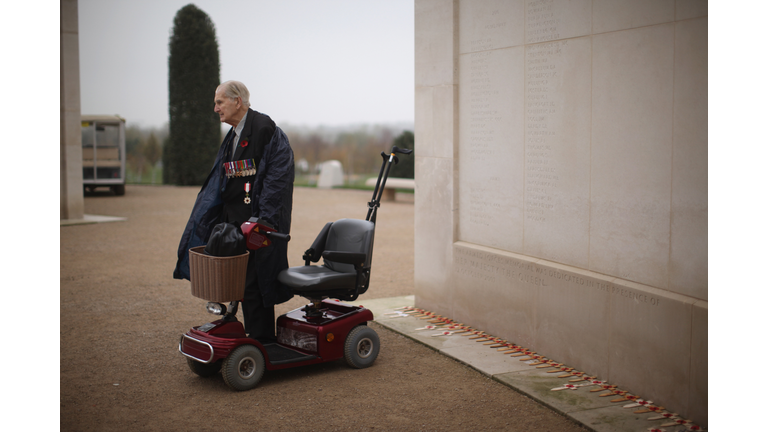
(165, 4, 221, 185)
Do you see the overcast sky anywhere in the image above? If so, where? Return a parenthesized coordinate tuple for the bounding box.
(78, 0, 414, 129)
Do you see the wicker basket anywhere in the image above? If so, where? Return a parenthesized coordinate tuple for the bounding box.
(189, 246, 249, 302)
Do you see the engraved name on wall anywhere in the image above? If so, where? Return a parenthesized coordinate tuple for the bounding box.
(524, 41, 560, 225)
(522, 36, 591, 268)
(458, 1, 591, 260)
(459, 47, 524, 251)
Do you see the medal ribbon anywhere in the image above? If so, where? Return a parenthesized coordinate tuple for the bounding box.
(243, 181, 252, 204)
(224, 159, 257, 178)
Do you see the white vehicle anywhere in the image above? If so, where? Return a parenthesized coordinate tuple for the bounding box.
(81, 115, 126, 195)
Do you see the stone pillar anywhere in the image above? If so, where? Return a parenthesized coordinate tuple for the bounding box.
(414, 0, 707, 426)
(414, 0, 459, 316)
(61, 0, 84, 220)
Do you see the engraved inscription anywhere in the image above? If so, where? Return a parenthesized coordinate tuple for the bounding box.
(454, 247, 532, 283)
(466, 7, 509, 52)
(468, 187, 498, 227)
(454, 247, 660, 306)
(460, 33, 522, 249)
(527, 0, 560, 43)
(470, 38, 493, 52)
(468, 51, 501, 162)
(525, 41, 566, 223)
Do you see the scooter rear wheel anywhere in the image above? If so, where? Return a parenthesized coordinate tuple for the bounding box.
(344, 325, 380, 369)
(222, 345, 265, 391)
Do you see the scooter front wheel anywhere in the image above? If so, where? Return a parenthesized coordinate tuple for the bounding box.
(222, 345, 265, 391)
(344, 325, 380, 369)
(187, 358, 222, 378)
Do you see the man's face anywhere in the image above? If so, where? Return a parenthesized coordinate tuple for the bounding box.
(214, 87, 242, 127)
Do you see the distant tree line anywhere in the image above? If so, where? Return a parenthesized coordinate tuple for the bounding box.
(125, 123, 413, 184)
(125, 124, 167, 184)
(286, 125, 414, 179)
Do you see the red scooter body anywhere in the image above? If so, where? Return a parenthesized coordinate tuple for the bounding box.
(276, 300, 374, 365)
(180, 299, 374, 372)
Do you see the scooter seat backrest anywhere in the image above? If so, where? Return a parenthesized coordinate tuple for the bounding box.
(304, 222, 334, 263)
(322, 218, 375, 274)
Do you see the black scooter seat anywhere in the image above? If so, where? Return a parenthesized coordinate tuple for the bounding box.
(278, 265, 356, 292)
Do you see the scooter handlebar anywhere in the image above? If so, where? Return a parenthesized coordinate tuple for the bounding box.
(392, 146, 413, 155)
(265, 231, 291, 242)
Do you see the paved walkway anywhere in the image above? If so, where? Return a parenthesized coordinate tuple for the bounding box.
(363, 296, 703, 432)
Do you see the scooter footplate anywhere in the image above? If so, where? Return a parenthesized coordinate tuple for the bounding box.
(264, 343, 317, 365)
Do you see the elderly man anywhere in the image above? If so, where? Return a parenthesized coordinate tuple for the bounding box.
(174, 80, 295, 342)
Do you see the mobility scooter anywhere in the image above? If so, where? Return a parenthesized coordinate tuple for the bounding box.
(179, 146, 413, 391)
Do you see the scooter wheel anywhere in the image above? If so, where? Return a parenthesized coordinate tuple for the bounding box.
(186, 358, 222, 378)
(222, 345, 265, 391)
(344, 325, 380, 369)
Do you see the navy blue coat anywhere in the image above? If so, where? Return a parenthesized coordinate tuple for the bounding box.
(173, 110, 294, 307)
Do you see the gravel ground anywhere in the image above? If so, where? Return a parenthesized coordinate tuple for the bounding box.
(59, 185, 586, 432)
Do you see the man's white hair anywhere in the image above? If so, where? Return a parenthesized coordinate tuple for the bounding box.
(218, 80, 251, 107)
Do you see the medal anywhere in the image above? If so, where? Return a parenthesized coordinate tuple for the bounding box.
(244, 182, 251, 204)
(224, 159, 257, 178)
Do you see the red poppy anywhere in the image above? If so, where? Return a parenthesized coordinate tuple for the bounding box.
(240, 139, 249, 148)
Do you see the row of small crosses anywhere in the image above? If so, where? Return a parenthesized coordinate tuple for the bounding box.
(386, 306, 704, 432)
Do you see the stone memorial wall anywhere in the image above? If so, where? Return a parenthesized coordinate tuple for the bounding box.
(415, 0, 707, 425)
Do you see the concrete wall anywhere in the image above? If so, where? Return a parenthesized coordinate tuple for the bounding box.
(414, 0, 707, 425)
(61, 0, 84, 220)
